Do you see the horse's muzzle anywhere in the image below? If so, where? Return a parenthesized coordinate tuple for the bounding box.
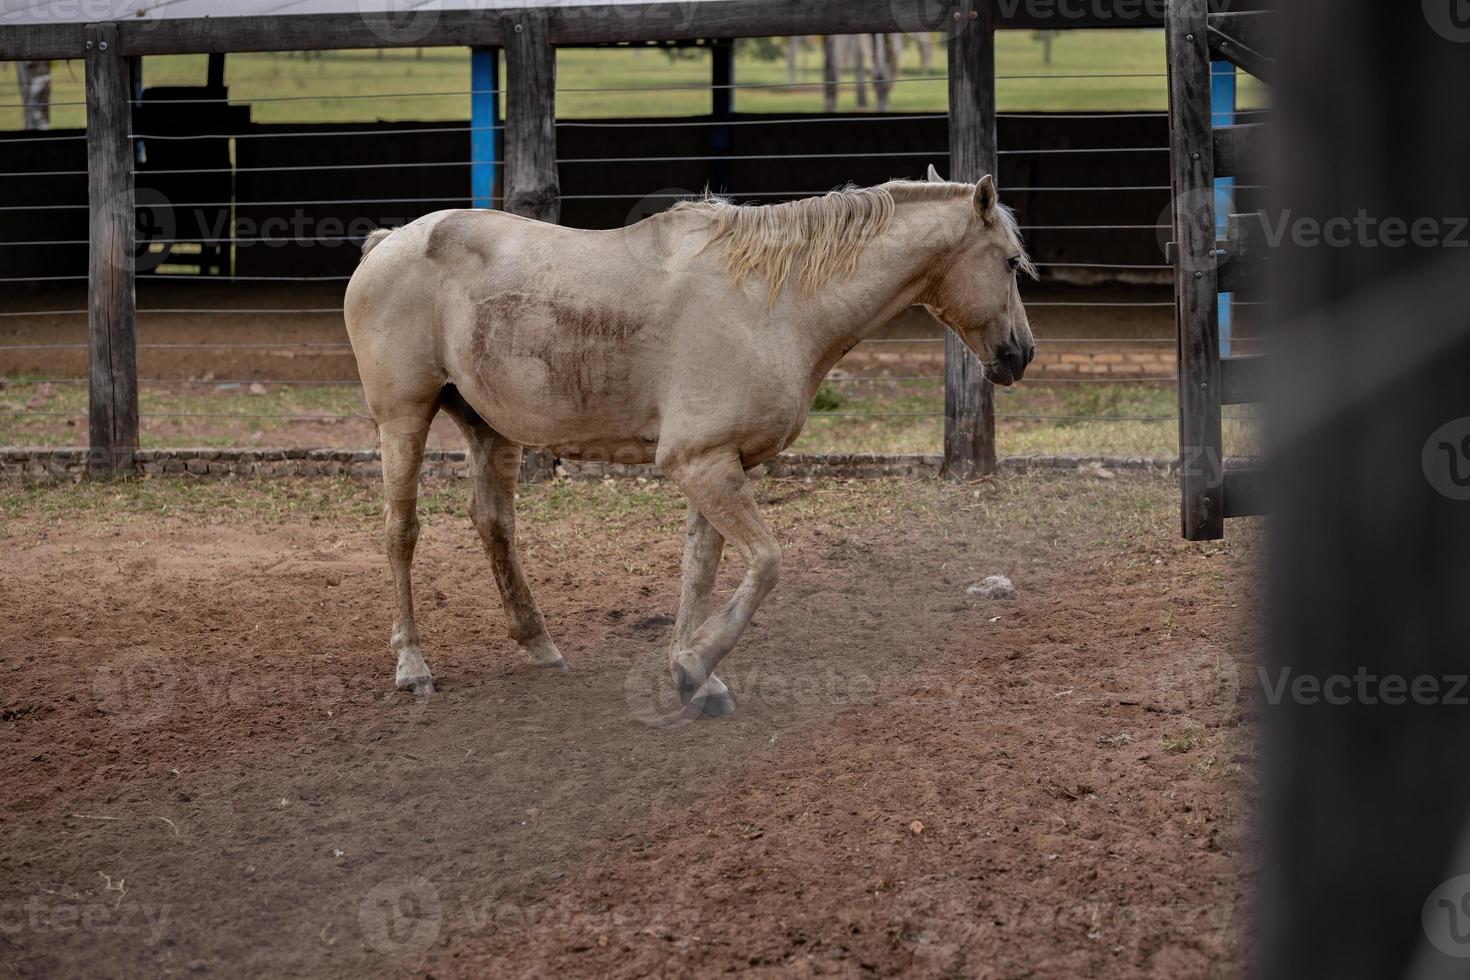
(990, 341, 1035, 386)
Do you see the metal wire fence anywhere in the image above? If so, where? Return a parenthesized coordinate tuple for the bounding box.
(0, 46, 1262, 460)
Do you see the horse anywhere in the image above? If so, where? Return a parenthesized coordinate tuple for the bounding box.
(343, 165, 1035, 716)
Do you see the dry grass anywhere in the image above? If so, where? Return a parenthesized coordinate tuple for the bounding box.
(0, 376, 1260, 459)
(0, 467, 1186, 551)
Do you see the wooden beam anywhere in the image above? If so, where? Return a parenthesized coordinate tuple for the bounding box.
(1209, 11, 1272, 59)
(84, 23, 139, 478)
(0, 0, 1176, 61)
(503, 12, 559, 223)
(0, 24, 81, 61)
(1213, 123, 1268, 178)
(1207, 26, 1272, 83)
(1225, 210, 1271, 261)
(1168, 0, 1224, 540)
(944, 0, 998, 480)
(1221, 465, 1267, 519)
(1220, 355, 1267, 405)
(1217, 210, 1271, 293)
(503, 12, 559, 481)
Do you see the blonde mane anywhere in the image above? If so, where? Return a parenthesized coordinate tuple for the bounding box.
(671, 180, 1030, 302)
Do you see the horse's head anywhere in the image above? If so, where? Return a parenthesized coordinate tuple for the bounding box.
(919, 168, 1036, 386)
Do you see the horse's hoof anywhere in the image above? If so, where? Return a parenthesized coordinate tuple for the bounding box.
(673, 660, 734, 718)
(699, 687, 736, 718)
(395, 649, 434, 695)
(672, 658, 702, 704)
(527, 637, 568, 672)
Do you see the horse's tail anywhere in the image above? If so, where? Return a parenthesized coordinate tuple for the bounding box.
(360, 227, 396, 262)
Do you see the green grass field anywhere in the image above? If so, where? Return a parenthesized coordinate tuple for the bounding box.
(0, 30, 1264, 129)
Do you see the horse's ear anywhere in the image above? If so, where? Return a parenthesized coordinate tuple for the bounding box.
(973, 174, 998, 223)
(926, 164, 944, 183)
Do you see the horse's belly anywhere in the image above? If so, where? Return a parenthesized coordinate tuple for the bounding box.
(444, 290, 664, 449)
(452, 352, 660, 451)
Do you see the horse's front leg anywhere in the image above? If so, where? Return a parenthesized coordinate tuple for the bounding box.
(669, 503, 735, 717)
(661, 449, 782, 717)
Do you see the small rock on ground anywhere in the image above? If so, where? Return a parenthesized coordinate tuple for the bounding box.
(967, 575, 1016, 599)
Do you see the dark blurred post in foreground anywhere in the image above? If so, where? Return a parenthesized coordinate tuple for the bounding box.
(1260, 1, 1470, 977)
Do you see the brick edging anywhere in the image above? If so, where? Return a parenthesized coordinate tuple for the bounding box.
(0, 447, 1178, 483)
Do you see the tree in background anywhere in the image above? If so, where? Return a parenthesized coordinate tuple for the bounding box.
(1032, 30, 1059, 65)
(915, 32, 935, 74)
(16, 61, 50, 131)
(819, 35, 905, 112)
(822, 36, 839, 111)
(864, 34, 902, 110)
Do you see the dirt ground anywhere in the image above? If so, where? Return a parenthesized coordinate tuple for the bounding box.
(0, 472, 1258, 978)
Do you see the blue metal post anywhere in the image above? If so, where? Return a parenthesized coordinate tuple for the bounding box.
(1211, 60, 1235, 357)
(471, 48, 499, 209)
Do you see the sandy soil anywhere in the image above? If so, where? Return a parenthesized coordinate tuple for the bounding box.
(0, 474, 1258, 978)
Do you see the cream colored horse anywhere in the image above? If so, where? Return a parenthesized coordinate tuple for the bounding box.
(344, 166, 1035, 716)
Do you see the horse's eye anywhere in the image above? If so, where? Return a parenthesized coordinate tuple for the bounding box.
(1007, 255, 1021, 272)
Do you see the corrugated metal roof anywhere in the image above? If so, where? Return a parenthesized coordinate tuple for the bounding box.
(2, 0, 687, 27)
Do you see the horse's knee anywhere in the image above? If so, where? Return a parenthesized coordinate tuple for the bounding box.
(468, 494, 502, 538)
(750, 540, 782, 590)
(384, 505, 420, 554)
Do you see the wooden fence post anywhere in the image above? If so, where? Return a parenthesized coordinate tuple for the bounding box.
(944, 0, 998, 479)
(504, 13, 559, 224)
(1166, 0, 1224, 539)
(503, 13, 559, 480)
(85, 22, 139, 477)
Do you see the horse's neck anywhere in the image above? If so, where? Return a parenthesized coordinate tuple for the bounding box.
(798, 200, 961, 385)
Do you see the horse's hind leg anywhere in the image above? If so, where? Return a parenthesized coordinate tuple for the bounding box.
(378, 405, 436, 694)
(669, 503, 735, 716)
(441, 393, 566, 671)
(660, 449, 781, 716)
